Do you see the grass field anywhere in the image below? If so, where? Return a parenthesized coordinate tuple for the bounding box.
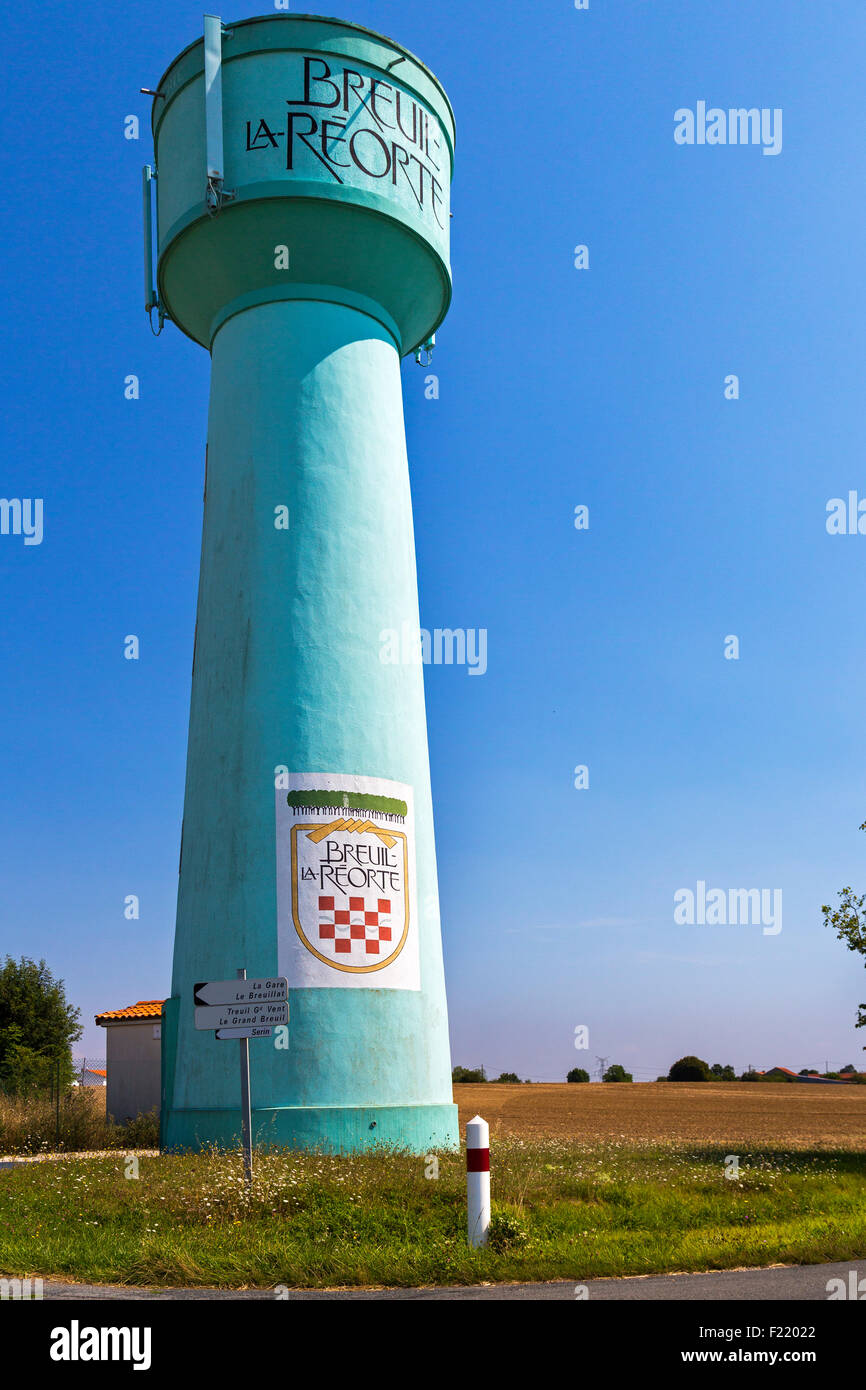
(0, 1084, 864, 1289)
(1, 1141, 864, 1289)
(0, 1089, 158, 1157)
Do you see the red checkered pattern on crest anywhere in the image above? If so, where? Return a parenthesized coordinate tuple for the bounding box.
(317, 896, 393, 954)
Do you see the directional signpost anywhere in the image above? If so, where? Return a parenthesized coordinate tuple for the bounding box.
(193, 970, 288, 1184)
(195, 1002, 288, 1030)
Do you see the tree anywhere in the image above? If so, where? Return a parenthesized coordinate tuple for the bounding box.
(840, 1064, 857, 1075)
(452, 1065, 486, 1083)
(567, 1067, 590, 1083)
(710, 1062, 736, 1081)
(492, 1072, 521, 1083)
(602, 1063, 633, 1083)
(668, 1055, 710, 1082)
(0, 957, 82, 1096)
(822, 822, 866, 1047)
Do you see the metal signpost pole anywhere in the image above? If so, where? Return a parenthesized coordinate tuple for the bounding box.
(236, 968, 253, 1188)
(192, 973, 287, 1183)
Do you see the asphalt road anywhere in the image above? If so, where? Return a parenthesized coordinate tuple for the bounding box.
(31, 1259, 865, 1300)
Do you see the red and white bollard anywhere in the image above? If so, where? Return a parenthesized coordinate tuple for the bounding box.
(466, 1114, 490, 1247)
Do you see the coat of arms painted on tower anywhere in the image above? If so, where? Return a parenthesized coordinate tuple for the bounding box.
(275, 773, 420, 990)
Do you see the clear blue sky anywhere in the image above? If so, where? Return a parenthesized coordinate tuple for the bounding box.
(1, 1, 864, 1080)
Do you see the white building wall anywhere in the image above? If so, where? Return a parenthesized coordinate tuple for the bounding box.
(104, 1021, 162, 1122)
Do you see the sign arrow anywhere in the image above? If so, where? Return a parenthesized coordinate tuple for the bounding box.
(193, 977, 287, 1007)
(215, 1026, 275, 1041)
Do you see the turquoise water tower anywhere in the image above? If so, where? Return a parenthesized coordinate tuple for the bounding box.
(147, 14, 458, 1151)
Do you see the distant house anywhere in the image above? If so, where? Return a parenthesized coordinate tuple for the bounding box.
(795, 1074, 854, 1085)
(790, 1067, 855, 1085)
(95, 1000, 165, 1122)
(79, 1067, 106, 1088)
(757, 1066, 855, 1085)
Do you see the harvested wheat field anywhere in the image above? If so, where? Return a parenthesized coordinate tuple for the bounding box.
(453, 1082, 866, 1149)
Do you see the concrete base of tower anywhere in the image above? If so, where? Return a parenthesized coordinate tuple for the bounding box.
(160, 1102, 459, 1155)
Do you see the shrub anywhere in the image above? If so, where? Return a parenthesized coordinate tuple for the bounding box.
(122, 1109, 160, 1147)
(487, 1211, 529, 1252)
(0, 1089, 159, 1154)
(567, 1068, 590, 1083)
(668, 1056, 710, 1082)
(602, 1064, 633, 1083)
(452, 1066, 486, 1083)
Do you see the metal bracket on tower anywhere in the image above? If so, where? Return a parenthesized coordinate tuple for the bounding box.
(414, 334, 436, 366)
(204, 14, 236, 213)
(142, 164, 165, 335)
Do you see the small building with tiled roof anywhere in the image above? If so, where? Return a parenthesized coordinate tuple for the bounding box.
(95, 1000, 165, 1024)
(95, 999, 165, 1123)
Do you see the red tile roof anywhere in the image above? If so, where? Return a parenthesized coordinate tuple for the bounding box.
(95, 1000, 165, 1024)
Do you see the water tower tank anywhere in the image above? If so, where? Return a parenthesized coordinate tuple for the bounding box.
(147, 13, 459, 1152)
